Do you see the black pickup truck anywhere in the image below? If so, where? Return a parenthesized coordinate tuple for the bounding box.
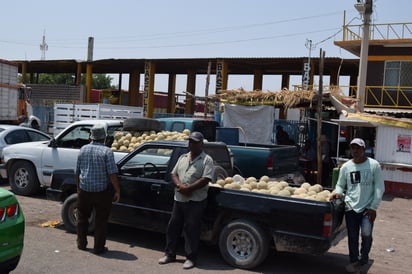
(46, 140, 346, 270)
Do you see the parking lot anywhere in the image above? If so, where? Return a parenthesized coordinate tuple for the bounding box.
(4, 183, 411, 274)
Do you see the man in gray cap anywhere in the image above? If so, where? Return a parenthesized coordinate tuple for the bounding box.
(331, 138, 384, 273)
(76, 124, 120, 255)
(159, 131, 214, 270)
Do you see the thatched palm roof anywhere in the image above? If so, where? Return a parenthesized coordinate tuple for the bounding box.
(208, 88, 317, 109)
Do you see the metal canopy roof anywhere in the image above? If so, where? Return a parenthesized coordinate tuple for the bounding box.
(13, 57, 359, 76)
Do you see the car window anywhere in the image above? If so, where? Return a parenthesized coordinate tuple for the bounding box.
(27, 130, 50, 141)
(58, 125, 92, 149)
(120, 147, 173, 179)
(4, 130, 29, 144)
(171, 122, 186, 132)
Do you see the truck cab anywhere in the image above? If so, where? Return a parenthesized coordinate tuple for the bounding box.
(17, 85, 40, 129)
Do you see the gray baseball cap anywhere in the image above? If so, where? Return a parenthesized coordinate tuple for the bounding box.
(189, 131, 204, 142)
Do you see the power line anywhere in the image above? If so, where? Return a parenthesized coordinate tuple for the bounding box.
(0, 10, 348, 50)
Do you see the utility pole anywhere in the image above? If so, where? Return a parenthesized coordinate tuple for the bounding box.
(86, 37, 94, 103)
(40, 30, 48, 60)
(355, 0, 373, 112)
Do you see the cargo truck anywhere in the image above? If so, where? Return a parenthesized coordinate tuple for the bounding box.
(0, 59, 41, 129)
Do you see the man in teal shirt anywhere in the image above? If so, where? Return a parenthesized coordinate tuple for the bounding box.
(331, 138, 384, 273)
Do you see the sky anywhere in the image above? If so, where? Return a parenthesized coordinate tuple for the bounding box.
(1, 0, 411, 94)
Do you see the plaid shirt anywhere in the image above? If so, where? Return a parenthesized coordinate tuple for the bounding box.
(76, 141, 118, 192)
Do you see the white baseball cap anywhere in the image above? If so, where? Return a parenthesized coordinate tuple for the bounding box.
(350, 138, 366, 148)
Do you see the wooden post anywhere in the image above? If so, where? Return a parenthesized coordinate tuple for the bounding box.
(204, 61, 211, 118)
(317, 49, 325, 185)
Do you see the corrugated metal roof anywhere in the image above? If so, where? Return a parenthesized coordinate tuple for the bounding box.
(364, 108, 412, 114)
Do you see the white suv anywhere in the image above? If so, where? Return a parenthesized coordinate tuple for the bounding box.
(0, 118, 161, 196)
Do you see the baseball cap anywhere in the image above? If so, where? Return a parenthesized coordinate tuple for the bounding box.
(350, 138, 366, 148)
(189, 131, 204, 142)
(90, 124, 107, 140)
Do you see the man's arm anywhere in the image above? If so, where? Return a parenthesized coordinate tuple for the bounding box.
(172, 173, 204, 195)
(109, 173, 121, 202)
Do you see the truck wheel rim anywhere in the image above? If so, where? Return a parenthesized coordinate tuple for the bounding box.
(70, 203, 94, 229)
(14, 168, 29, 188)
(69, 203, 78, 225)
(226, 229, 257, 261)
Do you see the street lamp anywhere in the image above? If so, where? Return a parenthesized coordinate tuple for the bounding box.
(355, 0, 373, 112)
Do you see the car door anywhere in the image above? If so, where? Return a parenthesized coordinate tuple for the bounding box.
(40, 124, 122, 186)
(111, 144, 177, 233)
(40, 124, 92, 184)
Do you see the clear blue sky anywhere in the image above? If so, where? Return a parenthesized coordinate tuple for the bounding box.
(1, 0, 411, 93)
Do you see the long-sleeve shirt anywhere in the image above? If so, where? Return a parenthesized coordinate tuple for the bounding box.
(335, 157, 385, 212)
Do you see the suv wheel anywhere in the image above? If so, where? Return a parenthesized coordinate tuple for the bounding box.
(9, 161, 40, 196)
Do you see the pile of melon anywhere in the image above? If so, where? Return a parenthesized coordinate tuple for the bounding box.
(111, 129, 191, 152)
(210, 175, 332, 202)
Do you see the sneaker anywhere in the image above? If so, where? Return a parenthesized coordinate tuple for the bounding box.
(182, 259, 195, 270)
(158, 256, 176, 264)
(345, 261, 361, 273)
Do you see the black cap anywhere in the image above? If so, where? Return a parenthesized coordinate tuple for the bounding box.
(189, 131, 204, 142)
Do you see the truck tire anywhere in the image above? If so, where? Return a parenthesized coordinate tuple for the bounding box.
(9, 161, 40, 196)
(213, 165, 228, 182)
(62, 193, 95, 234)
(218, 219, 269, 269)
(123, 118, 162, 132)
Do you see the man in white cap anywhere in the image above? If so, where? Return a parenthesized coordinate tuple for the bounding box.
(331, 138, 385, 273)
(158, 131, 214, 270)
(76, 124, 120, 255)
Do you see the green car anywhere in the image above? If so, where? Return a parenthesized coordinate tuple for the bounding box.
(0, 187, 25, 273)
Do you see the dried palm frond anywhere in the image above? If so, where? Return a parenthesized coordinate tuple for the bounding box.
(209, 88, 315, 109)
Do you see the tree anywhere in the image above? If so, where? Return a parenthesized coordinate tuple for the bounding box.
(83, 74, 114, 89)
(24, 73, 115, 89)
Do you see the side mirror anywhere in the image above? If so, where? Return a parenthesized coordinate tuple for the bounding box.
(48, 138, 58, 148)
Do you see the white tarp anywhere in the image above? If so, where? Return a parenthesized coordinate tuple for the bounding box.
(223, 104, 275, 144)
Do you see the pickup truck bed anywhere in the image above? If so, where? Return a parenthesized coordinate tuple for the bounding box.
(46, 141, 346, 270)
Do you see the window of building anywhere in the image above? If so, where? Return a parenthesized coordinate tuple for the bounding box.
(384, 61, 412, 86)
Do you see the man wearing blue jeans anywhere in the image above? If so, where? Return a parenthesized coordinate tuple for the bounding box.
(331, 138, 384, 273)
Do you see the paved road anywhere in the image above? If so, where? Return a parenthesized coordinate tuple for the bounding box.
(4, 183, 411, 274)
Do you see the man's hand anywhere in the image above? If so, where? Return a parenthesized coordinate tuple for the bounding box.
(365, 209, 377, 223)
(329, 192, 341, 200)
(177, 183, 191, 196)
(113, 191, 120, 203)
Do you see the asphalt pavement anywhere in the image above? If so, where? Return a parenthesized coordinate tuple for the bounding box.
(4, 183, 411, 274)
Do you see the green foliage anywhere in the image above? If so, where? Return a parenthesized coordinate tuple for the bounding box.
(32, 73, 115, 89)
(38, 73, 74, 85)
(83, 74, 114, 89)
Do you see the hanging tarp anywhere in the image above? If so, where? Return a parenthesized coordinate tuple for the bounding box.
(223, 104, 274, 144)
